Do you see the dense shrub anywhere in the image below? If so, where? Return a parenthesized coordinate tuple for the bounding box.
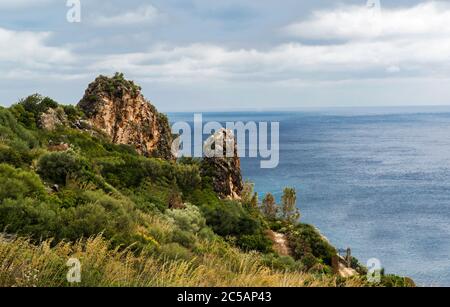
(261, 254, 304, 272)
(300, 254, 320, 271)
(379, 275, 416, 287)
(46, 129, 107, 158)
(166, 204, 206, 234)
(37, 150, 93, 185)
(171, 229, 197, 248)
(199, 200, 261, 237)
(287, 223, 336, 266)
(98, 155, 201, 192)
(0, 198, 59, 238)
(58, 191, 135, 244)
(0, 145, 22, 166)
(10, 94, 59, 129)
(0, 164, 47, 200)
(76, 190, 135, 234)
(0, 108, 39, 150)
(62, 105, 84, 122)
(237, 233, 273, 253)
(127, 181, 172, 212)
(0, 184, 135, 244)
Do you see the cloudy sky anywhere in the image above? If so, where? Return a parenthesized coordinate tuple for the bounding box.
(1, 0, 450, 111)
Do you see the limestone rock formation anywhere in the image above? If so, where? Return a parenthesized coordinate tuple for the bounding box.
(39, 107, 68, 131)
(201, 128, 243, 200)
(77, 73, 174, 159)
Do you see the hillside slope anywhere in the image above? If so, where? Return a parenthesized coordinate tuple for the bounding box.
(0, 74, 413, 287)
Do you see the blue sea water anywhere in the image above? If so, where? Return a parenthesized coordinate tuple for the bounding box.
(169, 108, 450, 286)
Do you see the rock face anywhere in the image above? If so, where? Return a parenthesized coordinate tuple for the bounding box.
(78, 74, 174, 160)
(201, 128, 243, 200)
(39, 107, 68, 131)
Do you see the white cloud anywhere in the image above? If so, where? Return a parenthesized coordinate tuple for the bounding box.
(94, 5, 162, 27)
(284, 1, 450, 40)
(83, 2, 450, 85)
(88, 37, 450, 84)
(386, 65, 401, 74)
(0, 0, 54, 9)
(0, 28, 74, 66)
(0, 27, 76, 82)
(2, 1, 450, 102)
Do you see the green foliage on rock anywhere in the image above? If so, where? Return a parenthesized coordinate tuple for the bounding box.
(10, 94, 58, 129)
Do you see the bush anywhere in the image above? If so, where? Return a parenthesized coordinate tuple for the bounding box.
(300, 254, 319, 271)
(10, 94, 59, 129)
(261, 254, 304, 272)
(58, 202, 111, 240)
(98, 155, 201, 192)
(46, 129, 107, 158)
(199, 200, 264, 237)
(171, 229, 196, 248)
(0, 108, 38, 149)
(0, 144, 35, 167)
(287, 223, 336, 266)
(379, 275, 416, 287)
(0, 164, 46, 200)
(0, 182, 136, 244)
(142, 214, 176, 245)
(0, 197, 60, 238)
(166, 204, 206, 234)
(37, 150, 93, 185)
(62, 105, 84, 122)
(62, 190, 136, 243)
(237, 233, 273, 253)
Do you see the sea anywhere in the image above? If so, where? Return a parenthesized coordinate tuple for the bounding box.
(169, 107, 450, 286)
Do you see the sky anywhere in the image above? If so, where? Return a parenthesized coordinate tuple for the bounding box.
(1, 0, 450, 111)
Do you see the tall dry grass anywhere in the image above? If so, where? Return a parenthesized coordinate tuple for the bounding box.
(0, 235, 367, 287)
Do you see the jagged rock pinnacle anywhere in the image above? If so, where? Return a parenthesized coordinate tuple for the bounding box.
(77, 73, 174, 160)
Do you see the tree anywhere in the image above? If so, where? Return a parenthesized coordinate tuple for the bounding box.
(241, 180, 255, 205)
(281, 187, 300, 223)
(10, 94, 59, 129)
(250, 192, 258, 208)
(37, 150, 92, 185)
(261, 193, 278, 219)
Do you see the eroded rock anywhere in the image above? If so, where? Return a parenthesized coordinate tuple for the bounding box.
(77, 74, 174, 160)
(39, 107, 68, 131)
(201, 128, 243, 200)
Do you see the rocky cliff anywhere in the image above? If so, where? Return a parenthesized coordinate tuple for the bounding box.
(39, 107, 68, 131)
(77, 73, 173, 160)
(201, 128, 243, 199)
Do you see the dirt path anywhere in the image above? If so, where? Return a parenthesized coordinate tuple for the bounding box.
(268, 230, 291, 256)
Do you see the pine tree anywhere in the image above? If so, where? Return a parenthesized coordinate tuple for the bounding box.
(281, 187, 300, 223)
(250, 192, 259, 208)
(241, 180, 255, 205)
(261, 193, 278, 219)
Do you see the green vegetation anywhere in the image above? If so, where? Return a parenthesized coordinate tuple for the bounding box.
(281, 187, 301, 223)
(0, 235, 369, 287)
(261, 193, 278, 220)
(79, 73, 142, 117)
(9, 94, 59, 129)
(0, 94, 412, 287)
